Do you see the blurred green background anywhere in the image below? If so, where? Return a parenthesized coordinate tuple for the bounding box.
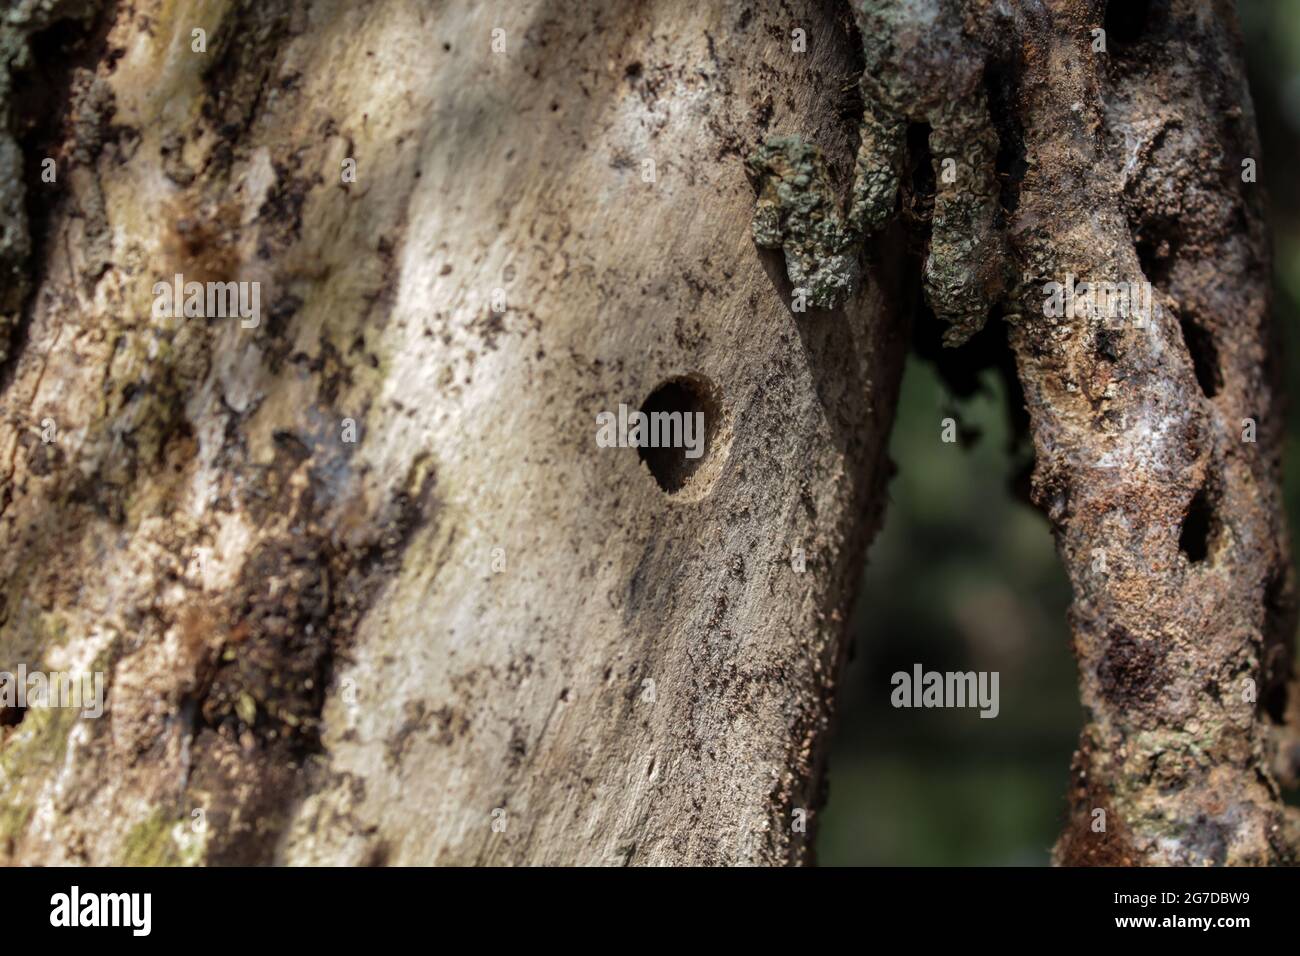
(815, 0, 1300, 866)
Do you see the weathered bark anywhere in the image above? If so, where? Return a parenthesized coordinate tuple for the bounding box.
(0, 0, 906, 864)
(872, 0, 1300, 865)
(753, 0, 1300, 865)
(1000, 0, 1300, 867)
(3, 0, 1297, 869)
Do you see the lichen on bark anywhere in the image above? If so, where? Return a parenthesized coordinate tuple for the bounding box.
(0, 0, 102, 364)
(754, 0, 1300, 864)
(752, 0, 1007, 341)
(746, 136, 859, 308)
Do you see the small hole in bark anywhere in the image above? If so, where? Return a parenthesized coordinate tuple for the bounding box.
(637, 376, 719, 494)
(1262, 567, 1292, 721)
(905, 122, 935, 223)
(0, 704, 26, 727)
(1179, 487, 1212, 563)
(1105, 0, 1155, 47)
(1178, 313, 1221, 398)
(1134, 233, 1173, 288)
(984, 58, 1026, 217)
(639, 374, 722, 494)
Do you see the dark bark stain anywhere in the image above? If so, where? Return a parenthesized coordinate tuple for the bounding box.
(186, 447, 439, 863)
(1097, 627, 1168, 713)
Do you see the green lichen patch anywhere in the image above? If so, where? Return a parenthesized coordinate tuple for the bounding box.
(746, 136, 858, 309)
(0, 703, 80, 850)
(752, 0, 1008, 343)
(120, 809, 180, 867)
(118, 806, 207, 867)
(847, 100, 904, 236)
(924, 88, 1007, 346)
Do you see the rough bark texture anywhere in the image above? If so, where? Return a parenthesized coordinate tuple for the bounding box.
(1001, 0, 1300, 867)
(3, 0, 1297, 869)
(0, 0, 906, 864)
(753, 0, 1300, 865)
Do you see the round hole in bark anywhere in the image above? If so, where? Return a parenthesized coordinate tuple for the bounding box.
(906, 121, 935, 208)
(1134, 233, 1174, 288)
(1105, 0, 1156, 48)
(637, 376, 719, 494)
(1177, 312, 1222, 398)
(1179, 487, 1213, 563)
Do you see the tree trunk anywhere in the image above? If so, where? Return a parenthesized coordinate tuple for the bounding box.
(753, 0, 1300, 865)
(3, 0, 1297, 869)
(0, 0, 906, 864)
(998, 0, 1300, 867)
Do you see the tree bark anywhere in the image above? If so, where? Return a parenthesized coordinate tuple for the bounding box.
(745, 0, 1300, 865)
(3, 0, 1297, 869)
(0, 0, 906, 864)
(997, 0, 1300, 867)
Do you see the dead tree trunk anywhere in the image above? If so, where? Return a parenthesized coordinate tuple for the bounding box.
(1000, 0, 1300, 867)
(3, 0, 1297, 868)
(752, 0, 1300, 865)
(0, 1, 905, 864)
